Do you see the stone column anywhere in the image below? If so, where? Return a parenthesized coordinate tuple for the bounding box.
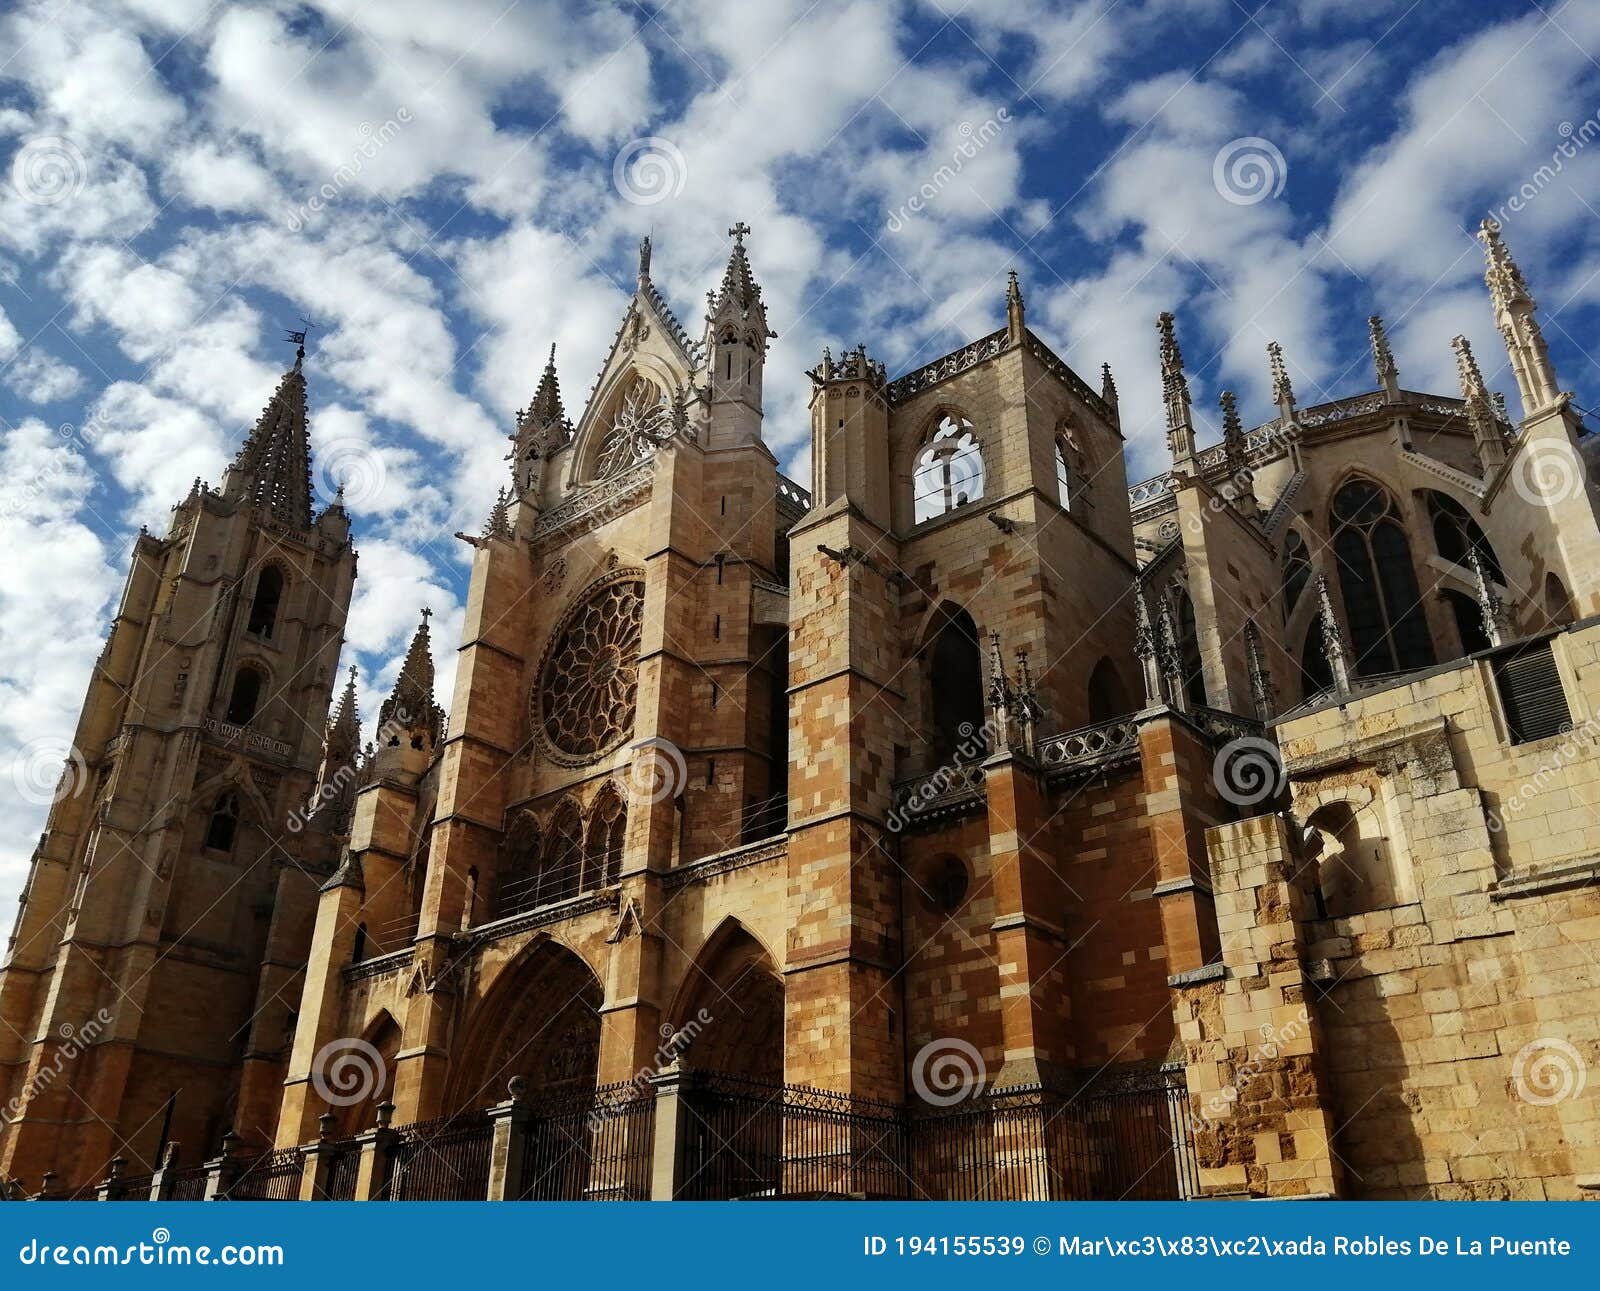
(485, 1079, 532, 1202)
(648, 1063, 690, 1201)
(353, 1102, 396, 1200)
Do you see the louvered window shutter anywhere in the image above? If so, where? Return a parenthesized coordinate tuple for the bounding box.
(1492, 644, 1570, 744)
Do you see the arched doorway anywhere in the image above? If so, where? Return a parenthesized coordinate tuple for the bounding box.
(672, 921, 784, 1082)
(448, 939, 603, 1115)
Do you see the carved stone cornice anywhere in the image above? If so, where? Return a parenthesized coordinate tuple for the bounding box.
(529, 461, 653, 548)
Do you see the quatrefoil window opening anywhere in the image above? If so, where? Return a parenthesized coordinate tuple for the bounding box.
(535, 575, 646, 763)
(593, 378, 672, 480)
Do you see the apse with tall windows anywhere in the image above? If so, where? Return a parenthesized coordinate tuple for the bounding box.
(912, 413, 985, 523)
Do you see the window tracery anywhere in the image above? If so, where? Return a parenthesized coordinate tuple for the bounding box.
(533, 573, 645, 765)
(593, 378, 672, 480)
(913, 414, 985, 523)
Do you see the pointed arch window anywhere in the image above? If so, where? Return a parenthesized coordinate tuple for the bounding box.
(205, 792, 240, 853)
(1172, 587, 1207, 707)
(247, 566, 285, 638)
(1281, 529, 1312, 622)
(1087, 656, 1130, 723)
(499, 814, 542, 918)
(927, 608, 985, 762)
(913, 415, 984, 523)
(586, 791, 627, 889)
(1426, 491, 1504, 584)
(225, 667, 264, 725)
(1330, 479, 1434, 676)
(545, 803, 585, 905)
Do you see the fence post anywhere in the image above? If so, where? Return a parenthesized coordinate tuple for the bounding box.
(149, 1141, 180, 1200)
(485, 1078, 531, 1201)
(298, 1113, 339, 1201)
(202, 1132, 242, 1200)
(354, 1102, 397, 1200)
(648, 1061, 691, 1200)
(34, 1171, 59, 1201)
(94, 1158, 124, 1201)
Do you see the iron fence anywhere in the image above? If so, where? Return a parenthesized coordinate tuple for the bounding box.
(166, 1166, 211, 1202)
(676, 1073, 909, 1199)
(317, 1140, 361, 1200)
(382, 1113, 494, 1200)
(105, 1172, 154, 1201)
(224, 1148, 302, 1201)
(676, 1066, 1197, 1201)
(518, 1081, 656, 1200)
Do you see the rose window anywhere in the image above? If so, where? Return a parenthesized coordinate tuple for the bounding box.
(534, 574, 645, 763)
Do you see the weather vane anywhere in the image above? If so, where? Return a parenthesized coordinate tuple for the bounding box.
(284, 317, 317, 358)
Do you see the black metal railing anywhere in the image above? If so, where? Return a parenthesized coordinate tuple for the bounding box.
(910, 1068, 1199, 1200)
(316, 1140, 361, 1201)
(518, 1082, 656, 1201)
(166, 1166, 210, 1202)
(675, 1067, 1197, 1201)
(382, 1113, 494, 1200)
(106, 1172, 155, 1201)
(224, 1148, 302, 1201)
(676, 1073, 909, 1200)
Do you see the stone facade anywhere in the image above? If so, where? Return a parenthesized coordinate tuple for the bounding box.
(6, 221, 1600, 1200)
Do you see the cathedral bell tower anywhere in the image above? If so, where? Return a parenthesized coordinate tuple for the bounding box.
(0, 339, 356, 1191)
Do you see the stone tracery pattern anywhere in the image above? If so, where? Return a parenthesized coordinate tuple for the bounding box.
(533, 572, 646, 764)
(593, 378, 673, 480)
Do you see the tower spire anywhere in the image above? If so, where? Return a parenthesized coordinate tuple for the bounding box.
(226, 347, 314, 528)
(328, 665, 360, 753)
(1157, 312, 1196, 475)
(1479, 217, 1559, 416)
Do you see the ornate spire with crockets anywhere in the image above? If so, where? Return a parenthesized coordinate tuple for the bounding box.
(1268, 341, 1296, 421)
(230, 344, 314, 528)
(1244, 621, 1276, 721)
(1132, 580, 1163, 707)
(1452, 334, 1508, 474)
(711, 221, 763, 319)
(381, 608, 445, 744)
(1369, 315, 1399, 398)
(481, 486, 513, 540)
(1479, 217, 1559, 416)
(1157, 312, 1196, 472)
(328, 666, 360, 754)
(1220, 389, 1256, 515)
(1100, 362, 1118, 410)
(1315, 575, 1351, 694)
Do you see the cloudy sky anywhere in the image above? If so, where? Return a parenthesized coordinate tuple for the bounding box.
(2, 0, 1599, 913)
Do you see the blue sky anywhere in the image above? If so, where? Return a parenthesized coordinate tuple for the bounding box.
(2, 0, 1599, 912)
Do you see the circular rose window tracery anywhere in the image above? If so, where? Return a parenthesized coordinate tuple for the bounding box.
(533, 572, 645, 765)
